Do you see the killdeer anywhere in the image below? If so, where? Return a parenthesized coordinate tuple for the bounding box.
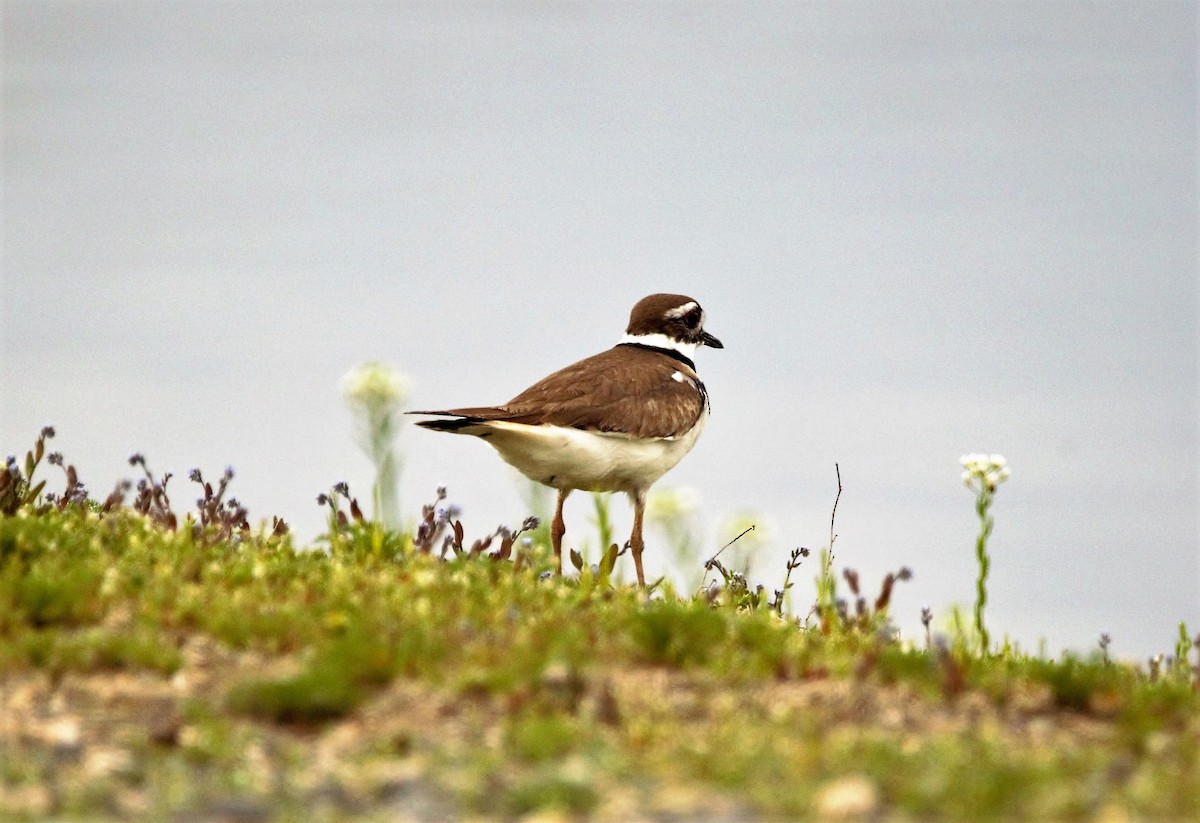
(410, 293, 722, 586)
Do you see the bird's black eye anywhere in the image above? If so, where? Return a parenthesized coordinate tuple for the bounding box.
(682, 306, 702, 327)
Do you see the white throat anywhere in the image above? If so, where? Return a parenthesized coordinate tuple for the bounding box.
(618, 332, 698, 361)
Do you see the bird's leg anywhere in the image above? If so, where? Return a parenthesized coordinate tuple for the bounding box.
(552, 488, 570, 575)
(629, 489, 647, 587)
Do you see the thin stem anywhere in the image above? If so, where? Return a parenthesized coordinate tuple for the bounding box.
(828, 462, 842, 565)
(813, 464, 843, 630)
(973, 489, 994, 655)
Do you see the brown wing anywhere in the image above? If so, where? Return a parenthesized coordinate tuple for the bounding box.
(491, 346, 707, 439)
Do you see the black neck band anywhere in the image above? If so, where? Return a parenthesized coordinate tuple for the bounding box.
(617, 342, 695, 371)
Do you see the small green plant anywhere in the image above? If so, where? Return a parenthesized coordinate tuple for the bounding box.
(342, 361, 407, 528)
(773, 546, 810, 617)
(187, 467, 257, 541)
(834, 566, 912, 634)
(1172, 622, 1200, 687)
(702, 524, 761, 610)
(0, 426, 56, 514)
(922, 606, 935, 649)
(568, 493, 630, 584)
(570, 540, 622, 590)
(590, 491, 615, 558)
(317, 480, 363, 539)
(411, 484, 456, 554)
(126, 453, 179, 530)
(960, 453, 1011, 655)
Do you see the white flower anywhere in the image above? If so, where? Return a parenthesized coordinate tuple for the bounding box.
(342, 362, 408, 411)
(959, 453, 1011, 492)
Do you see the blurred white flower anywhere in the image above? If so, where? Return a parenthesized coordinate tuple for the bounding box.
(342, 362, 408, 411)
(646, 486, 701, 523)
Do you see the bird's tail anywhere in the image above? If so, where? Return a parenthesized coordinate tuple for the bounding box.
(408, 410, 498, 435)
(413, 417, 485, 434)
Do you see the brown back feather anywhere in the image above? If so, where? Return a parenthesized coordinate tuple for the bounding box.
(431, 346, 706, 439)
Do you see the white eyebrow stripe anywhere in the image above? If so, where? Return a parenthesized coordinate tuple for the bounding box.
(664, 301, 699, 319)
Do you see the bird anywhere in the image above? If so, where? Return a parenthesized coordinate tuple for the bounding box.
(409, 293, 722, 586)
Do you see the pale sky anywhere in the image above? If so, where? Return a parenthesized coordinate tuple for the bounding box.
(3, 1, 1196, 659)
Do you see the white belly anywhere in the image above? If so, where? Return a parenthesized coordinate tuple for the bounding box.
(477, 410, 708, 493)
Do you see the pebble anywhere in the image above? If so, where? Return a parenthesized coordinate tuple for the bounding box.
(814, 774, 880, 820)
(45, 716, 83, 755)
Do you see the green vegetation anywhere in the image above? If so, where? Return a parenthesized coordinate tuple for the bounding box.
(1, 428, 1197, 821)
